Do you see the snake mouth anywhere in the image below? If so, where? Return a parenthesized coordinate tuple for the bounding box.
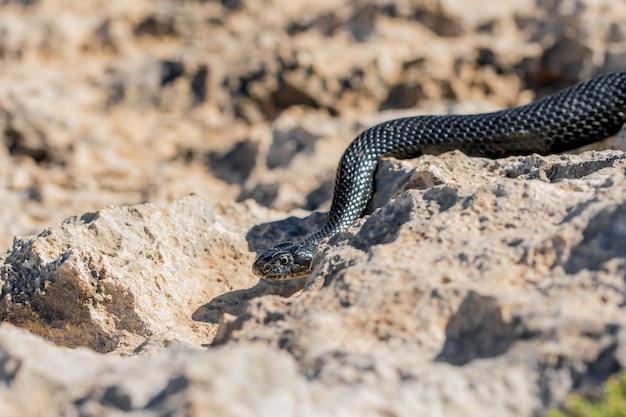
(252, 262, 310, 281)
(252, 241, 313, 281)
(251, 260, 271, 277)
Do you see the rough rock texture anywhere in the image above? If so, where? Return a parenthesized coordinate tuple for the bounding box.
(0, 196, 259, 353)
(0, 324, 311, 417)
(1, 0, 626, 416)
(241, 148, 626, 411)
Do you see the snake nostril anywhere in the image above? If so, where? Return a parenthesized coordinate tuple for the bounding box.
(252, 260, 268, 275)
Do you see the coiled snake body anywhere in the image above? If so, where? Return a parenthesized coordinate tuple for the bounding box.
(253, 72, 626, 281)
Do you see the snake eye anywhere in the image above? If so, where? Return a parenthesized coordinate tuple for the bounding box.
(278, 255, 290, 265)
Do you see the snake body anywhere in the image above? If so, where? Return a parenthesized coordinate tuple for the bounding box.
(252, 72, 626, 281)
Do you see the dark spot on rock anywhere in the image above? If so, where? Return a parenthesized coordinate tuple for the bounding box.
(305, 179, 334, 211)
(379, 83, 425, 111)
(160, 60, 185, 86)
(3, 128, 50, 163)
(101, 386, 133, 411)
(135, 15, 177, 38)
(208, 140, 258, 184)
(435, 291, 524, 365)
(238, 182, 279, 208)
(190, 65, 208, 104)
(220, 0, 242, 11)
(267, 126, 320, 169)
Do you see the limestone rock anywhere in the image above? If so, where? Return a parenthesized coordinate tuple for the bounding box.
(231, 149, 626, 413)
(3, 148, 626, 416)
(0, 195, 259, 353)
(0, 323, 310, 417)
(0, 0, 626, 416)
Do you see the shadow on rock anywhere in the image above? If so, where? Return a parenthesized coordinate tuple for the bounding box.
(435, 290, 527, 366)
(246, 211, 326, 254)
(191, 278, 306, 324)
(564, 201, 626, 274)
(194, 211, 321, 326)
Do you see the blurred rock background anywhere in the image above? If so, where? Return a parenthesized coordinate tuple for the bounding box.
(1, 0, 625, 249)
(1, 0, 626, 416)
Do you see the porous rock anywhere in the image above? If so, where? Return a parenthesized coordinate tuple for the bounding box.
(1, 0, 626, 416)
(0, 323, 310, 417)
(231, 148, 626, 414)
(0, 195, 259, 353)
(3, 148, 626, 416)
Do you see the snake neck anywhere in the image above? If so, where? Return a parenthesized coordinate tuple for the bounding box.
(253, 71, 626, 281)
(306, 154, 380, 247)
(308, 71, 626, 247)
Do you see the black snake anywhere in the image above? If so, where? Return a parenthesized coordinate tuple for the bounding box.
(252, 71, 626, 281)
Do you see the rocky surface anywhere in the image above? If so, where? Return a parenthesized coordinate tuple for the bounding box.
(1, 0, 626, 416)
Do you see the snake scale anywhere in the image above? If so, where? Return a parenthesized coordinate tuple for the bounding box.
(252, 71, 626, 281)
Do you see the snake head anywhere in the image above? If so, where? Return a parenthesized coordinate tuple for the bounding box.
(252, 241, 314, 281)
